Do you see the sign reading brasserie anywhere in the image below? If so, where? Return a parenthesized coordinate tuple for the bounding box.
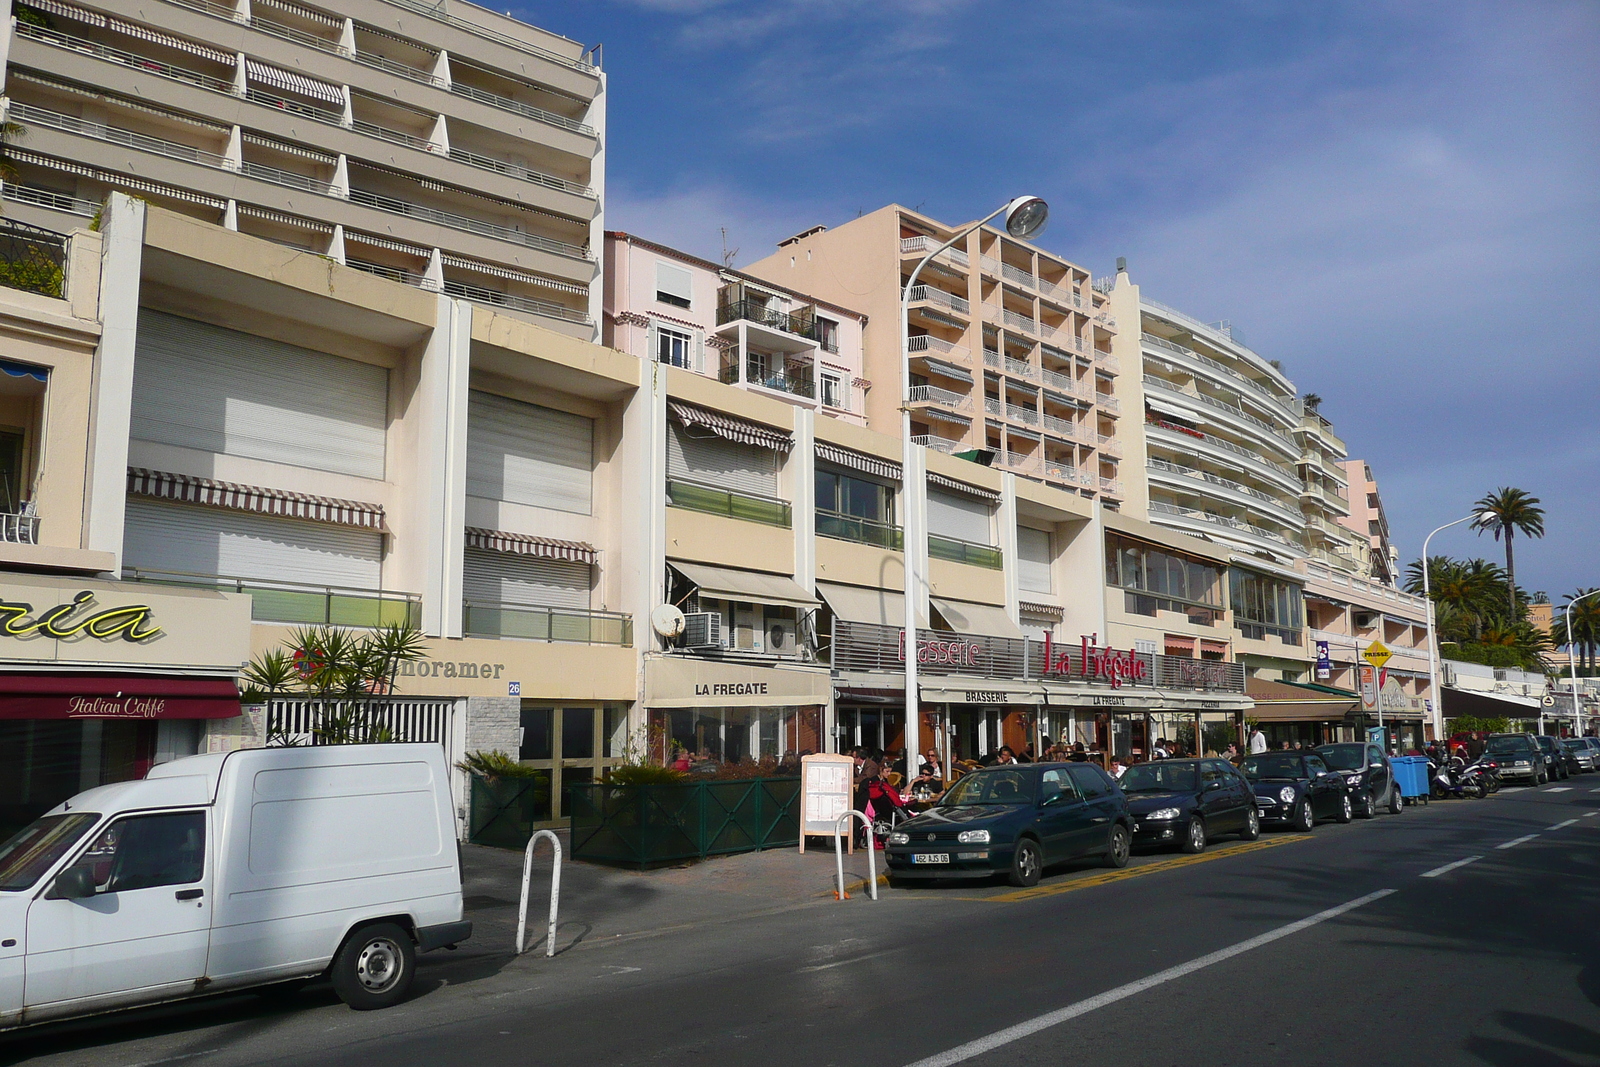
(0, 591, 161, 641)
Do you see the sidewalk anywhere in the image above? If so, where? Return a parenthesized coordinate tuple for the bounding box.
(457, 835, 887, 958)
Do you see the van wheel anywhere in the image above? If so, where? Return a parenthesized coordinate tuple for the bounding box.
(331, 922, 415, 1010)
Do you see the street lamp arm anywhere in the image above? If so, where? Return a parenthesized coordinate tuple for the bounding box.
(1421, 512, 1487, 743)
(1565, 588, 1600, 728)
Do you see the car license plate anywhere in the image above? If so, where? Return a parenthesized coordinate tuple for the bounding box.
(912, 853, 949, 864)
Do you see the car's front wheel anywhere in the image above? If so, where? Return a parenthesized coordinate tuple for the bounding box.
(1336, 792, 1353, 823)
(1104, 824, 1131, 868)
(1295, 799, 1315, 832)
(1388, 784, 1403, 814)
(1356, 789, 1375, 818)
(1239, 806, 1260, 841)
(1009, 838, 1042, 888)
(1180, 816, 1207, 854)
(330, 922, 415, 1011)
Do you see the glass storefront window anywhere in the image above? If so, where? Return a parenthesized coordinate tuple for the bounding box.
(514, 702, 626, 828)
(1229, 568, 1304, 642)
(653, 707, 822, 765)
(519, 707, 552, 761)
(562, 707, 594, 759)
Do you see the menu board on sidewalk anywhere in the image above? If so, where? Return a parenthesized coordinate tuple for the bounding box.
(799, 753, 855, 853)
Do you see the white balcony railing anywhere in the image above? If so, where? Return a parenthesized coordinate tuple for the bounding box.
(901, 235, 970, 268)
(1097, 352, 1121, 373)
(1007, 403, 1039, 426)
(1041, 367, 1078, 395)
(1097, 434, 1122, 457)
(346, 260, 592, 327)
(1099, 477, 1122, 494)
(908, 335, 971, 361)
(1004, 356, 1038, 380)
(1042, 413, 1078, 440)
(912, 434, 964, 455)
(0, 508, 38, 544)
(1148, 502, 1295, 548)
(908, 384, 971, 410)
(1002, 450, 1040, 473)
(907, 285, 970, 315)
(1145, 419, 1298, 481)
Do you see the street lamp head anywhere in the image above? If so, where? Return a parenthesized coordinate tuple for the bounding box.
(1004, 196, 1049, 239)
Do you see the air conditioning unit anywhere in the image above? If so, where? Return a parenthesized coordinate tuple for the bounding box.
(681, 611, 725, 650)
(767, 617, 797, 655)
(1354, 612, 1377, 628)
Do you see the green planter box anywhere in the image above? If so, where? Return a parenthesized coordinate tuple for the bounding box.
(567, 777, 801, 868)
(467, 773, 553, 849)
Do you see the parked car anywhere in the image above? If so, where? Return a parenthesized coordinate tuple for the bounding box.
(1482, 732, 1545, 785)
(1315, 742, 1402, 817)
(885, 763, 1132, 888)
(1560, 738, 1597, 773)
(1535, 735, 1572, 781)
(0, 744, 470, 1032)
(1240, 752, 1353, 830)
(1122, 758, 1260, 855)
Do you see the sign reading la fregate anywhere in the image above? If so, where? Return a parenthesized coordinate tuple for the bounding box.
(0, 591, 162, 641)
(1038, 634, 1149, 689)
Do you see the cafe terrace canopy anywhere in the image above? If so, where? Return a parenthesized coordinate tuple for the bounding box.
(0, 673, 241, 718)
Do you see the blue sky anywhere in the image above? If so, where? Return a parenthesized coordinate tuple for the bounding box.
(529, 0, 1598, 599)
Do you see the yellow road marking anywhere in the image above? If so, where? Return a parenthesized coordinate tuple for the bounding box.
(979, 836, 1310, 903)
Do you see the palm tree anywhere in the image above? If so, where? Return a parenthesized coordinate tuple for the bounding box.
(1472, 487, 1545, 616)
(1556, 589, 1600, 674)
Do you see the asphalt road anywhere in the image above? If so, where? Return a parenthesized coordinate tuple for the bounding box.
(6, 783, 1599, 1067)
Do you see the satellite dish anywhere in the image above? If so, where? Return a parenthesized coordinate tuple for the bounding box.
(651, 604, 686, 639)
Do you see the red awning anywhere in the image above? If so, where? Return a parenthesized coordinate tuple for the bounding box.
(0, 674, 240, 719)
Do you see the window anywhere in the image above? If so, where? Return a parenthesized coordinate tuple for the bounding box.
(1067, 764, 1111, 799)
(1368, 520, 1381, 535)
(1306, 755, 1329, 776)
(657, 326, 694, 369)
(1018, 527, 1053, 594)
(820, 373, 842, 409)
(1106, 533, 1223, 624)
(655, 262, 693, 309)
(815, 467, 893, 525)
(815, 317, 839, 353)
(1229, 568, 1304, 643)
(1040, 768, 1077, 804)
(69, 811, 205, 894)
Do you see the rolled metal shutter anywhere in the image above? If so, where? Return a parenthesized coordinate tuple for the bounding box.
(131, 311, 388, 479)
(1017, 526, 1053, 593)
(927, 488, 991, 544)
(667, 423, 778, 498)
(122, 498, 382, 588)
(461, 549, 589, 609)
(466, 390, 593, 515)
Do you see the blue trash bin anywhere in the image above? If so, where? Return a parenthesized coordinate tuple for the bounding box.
(1389, 756, 1429, 798)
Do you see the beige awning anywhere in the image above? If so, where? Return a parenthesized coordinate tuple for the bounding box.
(669, 560, 818, 609)
(817, 581, 906, 626)
(931, 597, 1024, 639)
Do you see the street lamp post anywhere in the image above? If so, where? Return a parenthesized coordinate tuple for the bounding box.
(1421, 513, 1487, 742)
(1564, 589, 1600, 735)
(900, 196, 1048, 777)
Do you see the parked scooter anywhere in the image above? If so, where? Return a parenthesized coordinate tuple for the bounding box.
(1431, 755, 1487, 799)
(1467, 753, 1503, 794)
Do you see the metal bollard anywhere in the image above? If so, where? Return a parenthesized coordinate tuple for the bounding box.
(833, 810, 877, 901)
(516, 828, 562, 957)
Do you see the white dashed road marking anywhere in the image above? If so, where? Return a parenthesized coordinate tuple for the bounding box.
(1420, 856, 1482, 878)
(1497, 834, 1539, 850)
(1545, 787, 1573, 793)
(1548, 819, 1578, 830)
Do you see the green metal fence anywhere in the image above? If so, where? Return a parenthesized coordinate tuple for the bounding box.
(567, 777, 801, 867)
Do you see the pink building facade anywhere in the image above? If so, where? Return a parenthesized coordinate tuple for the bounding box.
(602, 233, 867, 425)
(1339, 459, 1398, 585)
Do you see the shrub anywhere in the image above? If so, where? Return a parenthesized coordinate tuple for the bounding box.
(456, 749, 542, 782)
(605, 764, 689, 786)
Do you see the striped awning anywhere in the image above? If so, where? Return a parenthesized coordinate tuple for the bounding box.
(236, 203, 333, 233)
(245, 60, 345, 105)
(127, 468, 386, 530)
(667, 401, 792, 453)
(108, 17, 235, 65)
(465, 527, 595, 565)
(346, 230, 432, 258)
(815, 442, 901, 483)
(923, 408, 972, 427)
(440, 253, 588, 296)
(28, 0, 103, 25)
(253, 0, 342, 27)
(928, 472, 1000, 503)
(915, 357, 973, 386)
(1018, 600, 1064, 619)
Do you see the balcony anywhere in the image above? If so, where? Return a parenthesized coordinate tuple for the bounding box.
(1045, 460, 1091, 487)
(667, 479, 792, 527)
(912, 434, 965, 455)
(448, 80, 597, 138)
(463, 600, 632, 645)
(440, 278, 591, 326)
(1042, 412, 1078, 440)
(346, 188, 590, 260)
(18, 23, 235, 95)
(907, 285, 970, 316)
(1041, 367, 1079, 396)
(1097, 352, 1120, 373)
(1147, 502, 1297, 554)
(817, 511, 903, 550)
(1038, 278, 1084, 309)
(1099, 477, 1122, 495)
(984, 305, 1038, 335)
(1143, 376, 1293, 453)
(1096, 395, 1121, 413)
(0, 219, 67, 300)
(1004, 356, 1038, 380)
(447, 147, 595, 198)
(1001, 450, 1040, 474)
(1145, 419, 1297, 485)
(1097, 434, 1122, 457)
(929, 534, 1003, 570)
(908, 384, 971, 411)
(901, 235, 970, 269)
(1095, 312, 1118, 330)
(0, 507, 39, 544)
(1147, 457, 1302, 526)
(744, 360, 816, 400)
(717, 300, 828, 347)
(1142, 332, 1294, 419)
(126, 568, 421, 628)
(986, 399, 1039, 427)
(908, 335, 970, 361)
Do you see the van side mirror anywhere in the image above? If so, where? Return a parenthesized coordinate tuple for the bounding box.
(50, 866, 97, 901)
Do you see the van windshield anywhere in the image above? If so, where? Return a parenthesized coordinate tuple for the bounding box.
(0, 813, 100, 891)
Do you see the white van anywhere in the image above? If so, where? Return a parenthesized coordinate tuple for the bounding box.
(0, 743, 470, 1030)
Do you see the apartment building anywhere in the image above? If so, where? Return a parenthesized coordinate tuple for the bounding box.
(744, 206, 1126, 505)
(602, 231, 867, 425)
(1340, 459, 1399, 584)
(0, 198, 1255, 832)
(0, 0, 604, 337)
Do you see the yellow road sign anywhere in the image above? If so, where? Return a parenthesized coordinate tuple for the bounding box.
(1362, 641, 1392, 670)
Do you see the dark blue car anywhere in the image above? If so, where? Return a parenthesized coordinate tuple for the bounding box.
(885, 763, 1132, 888)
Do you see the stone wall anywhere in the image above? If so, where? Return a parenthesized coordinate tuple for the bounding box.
(465, 696, 522, 755)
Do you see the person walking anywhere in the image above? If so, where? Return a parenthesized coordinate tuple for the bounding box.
(1248, 725, 1267, 754)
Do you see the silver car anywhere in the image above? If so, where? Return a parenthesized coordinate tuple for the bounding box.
(1563, 737, 1599, 772)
